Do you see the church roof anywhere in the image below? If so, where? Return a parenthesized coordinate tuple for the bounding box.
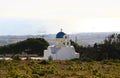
(56, 31, 65, 38)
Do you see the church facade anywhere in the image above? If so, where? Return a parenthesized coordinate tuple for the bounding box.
(44, 29, 79, 60)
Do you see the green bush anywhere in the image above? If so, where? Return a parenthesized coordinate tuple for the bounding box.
(7, 70, 21, 78)
(101, 60, 113, 65)
(39, 60, 51, 65)
(48, 65, 58, 74)
(70, 58, 80, 61)
(80, 57, 93, 62)
(111, 59, 120, 63)
(38, 71, 46, 76)
(48, 55, 53, 61)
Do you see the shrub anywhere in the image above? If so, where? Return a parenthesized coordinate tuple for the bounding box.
(70, 58, 80, 61)
(7, 70, 21, 78)
(11, 54, 21, 61)
(32, 74, 40, 78)
(70, 58, 82, 64)
(32, 69, 46, 76)
(92, 69, 99, 75)
(80, 58, 93, 62)
(111, 59, 120, 63)
(21, 74, 31, 78)
(39, 60, 51, 65)
(48, 65, 58, 74)
(61, 73, 70, 78)
(67, 66, 74, 71)
(0, 59, 6, 65)
(38, 71, 46, 76)
(101, 60, 113, 65)
(48, 55, 53, 61)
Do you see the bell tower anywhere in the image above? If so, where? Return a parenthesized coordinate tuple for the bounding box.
(55, 29, 71, 47)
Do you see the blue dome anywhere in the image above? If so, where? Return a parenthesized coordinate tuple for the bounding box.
(56, 32, 65, 38)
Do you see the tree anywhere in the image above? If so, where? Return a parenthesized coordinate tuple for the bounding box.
(0, 38, 49, 56)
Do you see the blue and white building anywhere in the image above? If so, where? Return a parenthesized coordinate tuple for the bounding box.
(44, 29, 79, 60)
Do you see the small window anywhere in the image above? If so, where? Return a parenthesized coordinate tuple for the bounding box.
(65, 36, 67, 39)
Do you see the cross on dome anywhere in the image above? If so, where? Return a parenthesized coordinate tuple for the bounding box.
(61, 28, 63, 32)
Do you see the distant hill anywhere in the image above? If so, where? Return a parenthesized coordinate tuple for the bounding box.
(0, 32, 119, 46)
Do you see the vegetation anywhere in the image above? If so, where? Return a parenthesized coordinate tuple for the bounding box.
(0, 38, 49, 56)
(71, 33, 120, 61)
(0, 34, 120, 77)
(0, 33, 120, 61)
(0, 59, 120, 78)
(11, 54, 21, 61)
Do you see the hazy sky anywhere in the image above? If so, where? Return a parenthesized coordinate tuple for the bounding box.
(0, 0, 120, 35)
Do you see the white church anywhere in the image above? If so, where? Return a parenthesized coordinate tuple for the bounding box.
(44, 29, 79, 60)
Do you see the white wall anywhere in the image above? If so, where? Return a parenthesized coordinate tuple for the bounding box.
(44, 46, 79, 60)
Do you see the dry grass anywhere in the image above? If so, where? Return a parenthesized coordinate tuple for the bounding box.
(0, 59, 120, 78)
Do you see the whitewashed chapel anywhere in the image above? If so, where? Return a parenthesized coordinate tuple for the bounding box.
(44, 29, 79, 60)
